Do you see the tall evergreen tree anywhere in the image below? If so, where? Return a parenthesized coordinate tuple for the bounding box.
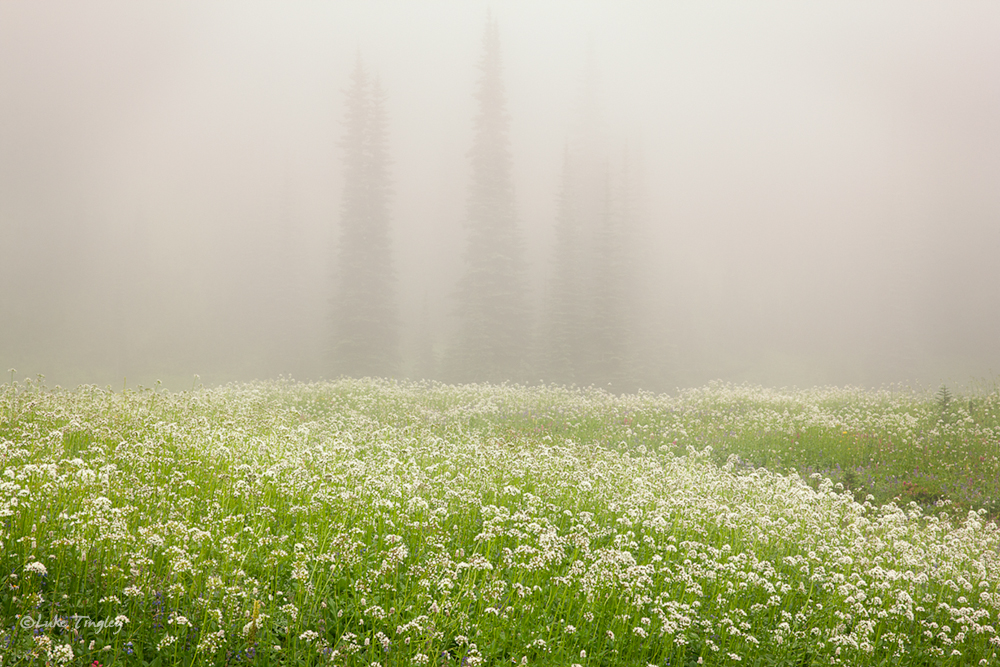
(612, 147, 664, 391)
(544, 147, 585, 384)
(329, 57, 400, 377)
(448, 15, 530, 382)
(586, 164, 629, 387)
(543, 50, 651, 391)
(544, 152, 633, 389)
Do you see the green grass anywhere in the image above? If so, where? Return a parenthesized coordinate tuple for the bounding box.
(479, 381, 1000, 519)
(1, 376, 999, 666)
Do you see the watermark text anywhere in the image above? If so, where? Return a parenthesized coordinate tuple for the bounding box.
(18, 615, 126, 633)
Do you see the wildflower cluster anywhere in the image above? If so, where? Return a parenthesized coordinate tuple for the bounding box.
(0, 376, 998, 665)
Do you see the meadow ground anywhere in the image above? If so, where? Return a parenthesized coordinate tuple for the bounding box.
(1, 376, 999, 666)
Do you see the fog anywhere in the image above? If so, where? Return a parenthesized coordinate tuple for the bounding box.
(2, 2, 998, 392)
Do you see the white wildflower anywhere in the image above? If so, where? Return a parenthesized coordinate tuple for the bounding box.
(49, 644, 74, 665)
(197, 629, 225, 653)
(24, 562, 47, 576)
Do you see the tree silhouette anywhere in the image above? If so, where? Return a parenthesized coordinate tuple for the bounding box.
(543, 147, 586, 384)
(543, 45, 650, 390)
(586, 164, 629, 387)
(448, 15, 531, 383)
(329, 56, 400, 378)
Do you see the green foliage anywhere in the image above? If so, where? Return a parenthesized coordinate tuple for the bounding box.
(1, 378, 999, 666)
(936, 384, 954, 424)
(936, 384, 953, 411)
(329, 56, 400, 379)
(448, 16, 531, 384)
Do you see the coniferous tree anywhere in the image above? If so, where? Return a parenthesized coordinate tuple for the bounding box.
(543, 51, 652, 391)
(614, 148, 667, 391)
(587, 165, 629, 388)
(448, 15, 531, 382)
(544, 147, 585, 384)
(413, 293, 439, 380)
(329, 57, 400, 377)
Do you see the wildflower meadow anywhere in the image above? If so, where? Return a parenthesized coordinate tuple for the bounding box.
(2, 376, 999, 666)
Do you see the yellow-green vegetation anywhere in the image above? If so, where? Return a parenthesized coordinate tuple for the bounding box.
(2, 377, 999, 666)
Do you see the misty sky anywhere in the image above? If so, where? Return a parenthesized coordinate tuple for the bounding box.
(2, 2, 998, 391)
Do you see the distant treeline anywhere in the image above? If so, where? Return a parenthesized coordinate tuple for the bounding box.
(330, 16, 662, 392)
